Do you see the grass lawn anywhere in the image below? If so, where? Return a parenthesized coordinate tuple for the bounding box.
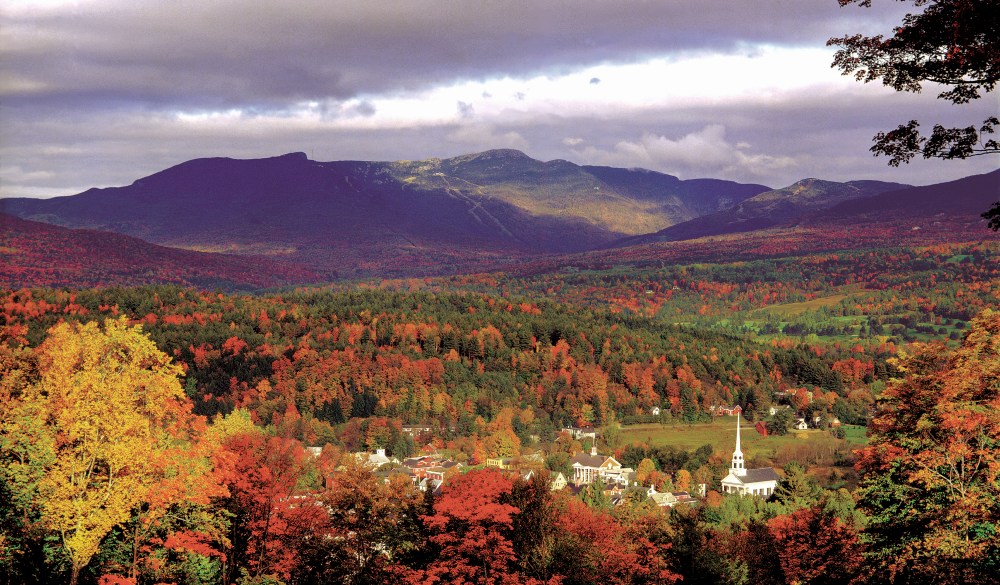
(840, 424, 868, 445)
(619, 416, 854, 461)
(757, 293, 850, 318)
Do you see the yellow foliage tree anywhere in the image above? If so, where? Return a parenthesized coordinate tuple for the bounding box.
(635, 458, 656, 485)
(484, 428, 522, 459)
(675, 469, 692, 492)
(20, 318, 188, 585)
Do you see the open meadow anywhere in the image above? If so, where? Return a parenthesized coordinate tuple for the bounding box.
(619, 416, 866, 469)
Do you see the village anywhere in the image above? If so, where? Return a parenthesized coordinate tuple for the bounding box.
(335, 405, 843, 509)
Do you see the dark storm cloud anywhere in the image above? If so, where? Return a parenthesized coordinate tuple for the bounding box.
(3, 0, 994, 200)
(1, 0, 909, 110)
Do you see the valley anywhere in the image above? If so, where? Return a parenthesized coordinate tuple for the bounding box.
(1, 150, 997, 585)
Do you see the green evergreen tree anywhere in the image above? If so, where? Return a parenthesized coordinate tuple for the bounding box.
(773, 462, 822, 509)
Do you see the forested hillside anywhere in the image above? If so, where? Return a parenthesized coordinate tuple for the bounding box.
(1, 287, 874, 435)
(427, 241, 999, 345)
(2, 300, 995, 585)
(0, 214, 322, 289)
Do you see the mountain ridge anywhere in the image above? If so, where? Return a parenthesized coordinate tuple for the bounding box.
(2, 150, 994, 281)
(609, 176, 915, 247)
(0, 150, 771, 276)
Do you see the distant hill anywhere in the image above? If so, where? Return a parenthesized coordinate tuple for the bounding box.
(808, 168, 1000, 226)
(612, 178, 912, 247)
(3, 150, 993, 284)
(391, 149, 768, 235)
(0, 151, 768, 277)
(0, 214, 321, 290)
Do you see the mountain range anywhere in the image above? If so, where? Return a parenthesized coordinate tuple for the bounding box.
(0, 150, 768, 277)
(610, 178, 909, 247)
(2, 150, 997, 285)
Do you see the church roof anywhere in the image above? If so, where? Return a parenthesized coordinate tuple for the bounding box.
(571, 454, 606, 467)
(725, 467, 780, 485)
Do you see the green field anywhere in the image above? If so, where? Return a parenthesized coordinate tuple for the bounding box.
(619, 416, 861, 466)
(757, 293, 850, 318)
(840, 424, 868, 445)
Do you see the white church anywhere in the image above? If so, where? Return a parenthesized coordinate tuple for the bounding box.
(720, 416, 780, 497)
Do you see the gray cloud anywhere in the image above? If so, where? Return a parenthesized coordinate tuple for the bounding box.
(1, 1, 911, 110)
(2, 84, 994, 201)
(2, 0, 995, 201)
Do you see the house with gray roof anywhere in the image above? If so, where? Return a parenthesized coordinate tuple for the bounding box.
(571, 446, 631, 486)
(720, 416, 779, 497)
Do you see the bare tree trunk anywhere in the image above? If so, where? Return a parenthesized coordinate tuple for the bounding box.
(130, 520, 141, 581)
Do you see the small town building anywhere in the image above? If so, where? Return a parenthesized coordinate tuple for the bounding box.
(485, 457, 514, 470)
(648, 485, 698, 508)
(562, 426, 598, 440)
(570, 446, 633, 486)
(720, 416, 779, 497)
(768, 405, 790, 416)
(712, 405, 743, 417)
(354, 448, 396, 468)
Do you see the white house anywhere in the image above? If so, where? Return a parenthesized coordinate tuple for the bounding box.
(647, 485, 697, 508)
(720, 417, 779, 497)
(354, 448, 396, 468)
(521, 470, 568, 491)
(563, 426, 598, 440)
(570, 446, 629, 486)
(794, 418, 809, 430)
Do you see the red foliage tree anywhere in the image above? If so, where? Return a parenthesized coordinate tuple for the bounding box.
(553, 497, 679, 585)
(213, 431, 324, 583)
(767, 507, 864, 585)
(407, 469, 554, 585)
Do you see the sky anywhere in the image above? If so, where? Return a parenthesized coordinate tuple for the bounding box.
(1, 0, 997, 199)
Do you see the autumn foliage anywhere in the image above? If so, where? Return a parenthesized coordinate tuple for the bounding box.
(1, 282, 997, 584)
(855, 309, 1000, 584)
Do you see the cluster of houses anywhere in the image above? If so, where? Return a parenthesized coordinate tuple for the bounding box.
(341, 416, 784, 507)
(348, 442, 702, 509)
(351, 448, 465, 494)
(569, 445, 698, 508)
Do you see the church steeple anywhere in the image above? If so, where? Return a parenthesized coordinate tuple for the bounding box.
(731, 415, 747, 477)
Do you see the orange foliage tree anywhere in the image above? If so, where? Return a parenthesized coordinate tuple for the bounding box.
(856, 309, 1000, 584)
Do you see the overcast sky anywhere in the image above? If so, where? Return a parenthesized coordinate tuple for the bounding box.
(1, 0, 996, 199)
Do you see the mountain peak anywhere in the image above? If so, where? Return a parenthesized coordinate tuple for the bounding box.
(472, 148, 532, 160)
(445, 149, 535, 165)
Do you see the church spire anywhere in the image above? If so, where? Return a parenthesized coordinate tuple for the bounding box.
(731, 415, 746, 477)
(735, 415, 742, 453)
